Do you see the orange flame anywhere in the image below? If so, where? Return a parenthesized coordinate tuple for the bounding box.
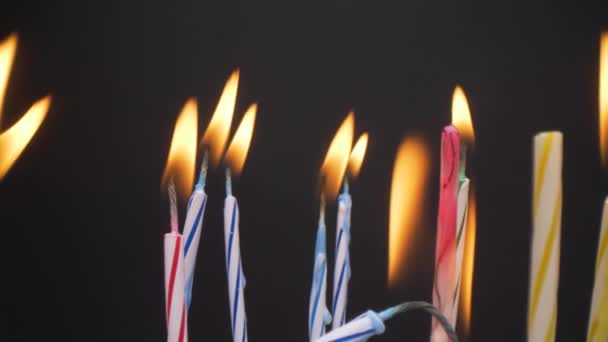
(225, 103, 257, 176)
(460, 187, 477, 335)
(600, 32, 608, 166)
(0, 33, 17, 125)
(0, 96, 50, 180)
(388, 136, 431, 288)
(320, 112, 354, 201)
(348, 133, 368, 178)
(162, 98, 198, 199)
(200, 69, 239, 167)
(452, 85, 475, 146)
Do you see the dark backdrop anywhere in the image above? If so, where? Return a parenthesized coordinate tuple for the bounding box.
(0, 0, 606, 340)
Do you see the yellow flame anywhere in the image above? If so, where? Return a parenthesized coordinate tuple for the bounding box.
(452, 85, 475, 146)
(460, 187, 477, 335)
(201, 69, 239, 167)
(0, 96, 50, 180)
(388, 136, 431, 288)
(600, 32, 608, 166)
(348, 133, 368, 178)
(0, 33, 17, 125)
(162, 98, 197, 199)
(225, 103, 257, 176)
(320, 112, 354, 201)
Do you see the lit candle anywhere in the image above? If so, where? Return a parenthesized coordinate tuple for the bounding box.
(587, 31, 608, 342)
(431, 126, 459, 342)
(528, 131, 562, 342)
(310, 114, 353, 340)
(332, 131, 368, 330)
(0, 33, 50, 180)
(223, 104, 256, 342)
(183, 70, 239, 308)
(450, 85, 475, 326)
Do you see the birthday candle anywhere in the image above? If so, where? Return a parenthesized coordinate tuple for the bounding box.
(310, 199, 331, 340)
(164, 183, 188, 342)
(431, 126, 459, 342)
(316, 310, 385, 342)
(332, 187, 352, 330)
(587, 198, 608, 342)
(528, 132, 562, 342)
(452, 177, 469, 324)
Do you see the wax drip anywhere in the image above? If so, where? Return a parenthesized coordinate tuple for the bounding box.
(168, 179, 179, 233)
(226, 167, 232, 196)
(379, 301, 459, 342)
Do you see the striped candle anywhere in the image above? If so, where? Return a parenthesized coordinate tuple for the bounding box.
(587, 198, 608, 342)
(528, 131, 562, 342)
(224, 193, 248, 342)
(182, 180, 208, 309)
(332, 187, 352, 330)
(310, 200, 331, 341)
(164, 183, 188, 342)
(451, 177, 470, 324)
(431, 126, 459, 342)
(316, 310, 385, 342)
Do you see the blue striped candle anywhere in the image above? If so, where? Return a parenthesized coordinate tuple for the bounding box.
(316, 310, 385, 342)
(224, 193, 248, 342)
(310, 203, 331, 341)
(332, 188, 352, 329)
(182, 181, 208, 309)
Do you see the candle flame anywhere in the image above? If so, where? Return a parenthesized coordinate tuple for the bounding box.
(348, 132, 368, 178)
(0, 33, 17, 125)
(162, 98, 197, 200)
(460, 187, 477, 336)
(0, 96, 50, 180)
(200, 69, 239, 167)
(451, 85, 475, 146)
(600, 32, 608, 166)
(224, 103, 257, 176)
(388, 136, 431, 288)
(320, 112, 354, 201)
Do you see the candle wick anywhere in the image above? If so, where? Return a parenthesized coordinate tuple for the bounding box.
(319, 193, 326, 223)
(197, 150, 209, 188)
(226, 167, 233, 196)
(168, 179, 179, 233)
(342, 177, 350, 194)
(459, 145, 468, 180)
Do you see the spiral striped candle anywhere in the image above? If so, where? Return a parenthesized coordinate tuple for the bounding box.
(224, 194, 248, 342)
(451, 177, 470, 324)
(332, 189, 352, 330)
(587, 198, 608, 342)
(182, 182, 207, 309)
(431, 126, 459, 342)
(316, 310, 385, 342)
(310, 204, 331, 341)
(164, 184, 188, 342)
(528, 131, 562, 342)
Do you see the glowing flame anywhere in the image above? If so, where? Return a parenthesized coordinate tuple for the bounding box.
(460, 187, 477, 335)
(451, 85, 475, 146)
(162, 98, 197, 199)
(225, 103, 257, 176)
(348, 133, 368, 178)
(201, 69, 239, 167)
(0, 33, 17, 124)
(600, 32, 608, 166)
(388, 136, 431, 288)
(320, 112, 354, 200)
(0, 96, 50, 180)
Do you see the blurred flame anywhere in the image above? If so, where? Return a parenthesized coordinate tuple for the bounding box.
(348, 133, 368, 178)
(320, 112, 354, 200)
(460, 187, 477, 335)
(225, 103, 257, 176)
(0, 33, 17, 124)
(388, 136, 431, 288)
(451, 85, 475, 146)
(0, 96, 50, 180)
(600, 32, 608, 166)
(201, 69, 239, 167)
(162, 98, 197, 199)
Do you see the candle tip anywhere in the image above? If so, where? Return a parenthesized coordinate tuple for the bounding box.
(225, 167, 233, 196)
(168, 179, 179, 233)
(197, 150, 209, 187)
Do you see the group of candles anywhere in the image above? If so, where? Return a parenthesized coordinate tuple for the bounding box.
(2, 30, 608, 342)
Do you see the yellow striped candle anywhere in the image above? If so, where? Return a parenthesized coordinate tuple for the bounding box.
(527, 131, 563, 342)
(587, 198, 608, 342)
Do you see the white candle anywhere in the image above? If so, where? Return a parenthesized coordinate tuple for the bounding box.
(310, 198, 331, 340)
(587, 197, 608, 341)
(316, 310, 385, 342)
(332, 185, 352, 329)
(528, 131, 562, 342)
(452, 177, 470, 323)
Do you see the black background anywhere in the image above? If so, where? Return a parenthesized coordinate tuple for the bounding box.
(0, 0, 607, 340)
